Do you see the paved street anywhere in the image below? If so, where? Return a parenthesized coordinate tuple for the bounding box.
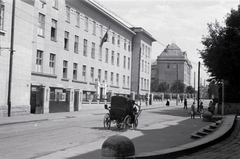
(177, 118, 240, 159)
(0, 99, 218, 159)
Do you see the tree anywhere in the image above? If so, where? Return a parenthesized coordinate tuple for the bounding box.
(186, 86, 195, 94)
(199, 6, 240, 90)
(151, 79, 158, 92)
(170, 80, 185, 93)
(157, 82, 168, 92)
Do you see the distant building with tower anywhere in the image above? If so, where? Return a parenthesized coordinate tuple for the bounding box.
(151, 43, 192, 91)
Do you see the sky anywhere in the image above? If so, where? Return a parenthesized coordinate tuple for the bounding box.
(93, 0, 239, 86)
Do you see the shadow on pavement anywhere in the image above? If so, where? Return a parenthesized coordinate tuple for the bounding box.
(67, 117, 211, 159)
(149, 107, 193, 117)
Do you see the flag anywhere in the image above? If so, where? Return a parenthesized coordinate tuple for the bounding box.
(100, 25, 111, 47)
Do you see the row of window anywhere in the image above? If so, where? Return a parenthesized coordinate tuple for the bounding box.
(65, 5, 132, 51)
(36, 50, 131, 88)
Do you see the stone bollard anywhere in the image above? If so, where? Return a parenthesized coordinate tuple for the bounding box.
(101, 135, 135, 159)
(202, 110, 213, 122)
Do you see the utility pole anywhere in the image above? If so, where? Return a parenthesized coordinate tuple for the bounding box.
(222, 79, 224, 115)
(176, 64, 178, 106)
(7, 0, 16, 117)
(194, 72, 195, 102)
(137, 48, 141, 101)
(197, 61, 200, 112)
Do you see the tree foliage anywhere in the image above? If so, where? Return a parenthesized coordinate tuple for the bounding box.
(157, 82, 168, 92)
(151, 79, 159, 92)
(170, 80, 185, 93)
(199, 5, 240, 89)
(186, 86, 195, 94)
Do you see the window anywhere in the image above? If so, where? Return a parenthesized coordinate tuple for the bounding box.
(83, 39, 87, 56)
(116, 73, 119, 86)
(52, 0, 58, 9)
(104, 71, 108, 82)
(127, 76, 130, 88)
(76, 11, 80, 27)
(142, 44, 144, 55)
(142, 60, 144, 72)
(148, 48, 151, 58)
(128, 57, 130, 70)
(85, 16, 88, 31)
(145, 61, 147, 73)
(111, 72, 114, 85)
(117, 35, 120, 46)
(92, 21, 96, 35)
(117, 53, 120, 67)
(105, 48, 108, 63)
(99, 46, 102, 61)
(49, 53, 55, 74)
(64, 31, 69, 50)
(74, 35, 79, 53)
(148, 62, 150, 73)
(111, 51, 114, 65)
(51, 19, 57, 41)
(123, 56, 126, 69)
(90, 67, 94, 83)
(63, 60, 68, 78)
(123, 75, 125, 87)
(141, 78, 143, 89)
(36, 50, 43, 72)
(0, 3, 4, 30)
(82, 65, 86, 81)
(128, 41, 131, 52)
(112, 32, 115, 44)
(98, 69, 101, 82)
(66, 6, 70, 22)
(145, 46, 148, 58)
(91, 42, 95, 58)
(124, 39, 126, 50)
(73, 63, 78, 80)
(38, 13, 45, 36)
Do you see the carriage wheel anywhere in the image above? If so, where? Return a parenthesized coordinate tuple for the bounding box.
(133, 117, 138, 129)
(123, 115, 131, 131)
(103, 114, 111, 129)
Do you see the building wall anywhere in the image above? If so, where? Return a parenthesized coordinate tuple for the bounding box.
(30, 0, 136, 113)
(0, 0, 34, 116)
(131, 29, 155, 99)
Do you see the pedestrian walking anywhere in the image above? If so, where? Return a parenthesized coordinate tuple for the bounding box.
(199, 102, 204, 118)
(166, 99, 170, 106)
(145, 96, 148, 106)
(191, 102, 196, 119)
(183, 98, 187, 109)
(208, 100, 213, 114)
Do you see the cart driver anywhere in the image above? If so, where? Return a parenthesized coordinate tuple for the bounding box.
(127, 95, 136, 124)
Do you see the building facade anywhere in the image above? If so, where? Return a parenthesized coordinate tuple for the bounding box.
(0, 0, 155, 116)
(152, 43, 192, 90)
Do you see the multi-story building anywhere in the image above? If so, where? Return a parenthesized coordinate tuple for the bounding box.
(0, 0, 155, 116)
(152, 43, 192, 90)
(131, 27, 156, 99)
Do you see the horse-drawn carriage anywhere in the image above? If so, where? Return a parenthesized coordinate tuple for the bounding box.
(103, 96, 141, 131)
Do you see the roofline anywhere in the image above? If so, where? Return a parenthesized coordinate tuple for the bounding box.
(130, 27, 157, 42)
(84, 0, 136, 35)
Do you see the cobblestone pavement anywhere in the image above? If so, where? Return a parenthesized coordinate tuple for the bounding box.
(177, 118, 240, 159)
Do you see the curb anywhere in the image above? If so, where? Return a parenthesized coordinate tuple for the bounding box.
(0, 119, 49, 126)
(125, 114, 237, 159)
